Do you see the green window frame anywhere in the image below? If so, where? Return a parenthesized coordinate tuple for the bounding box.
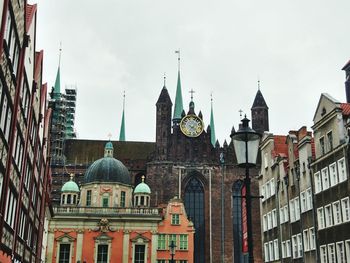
(168, 234, 177, 248)
(179, 234, 188, 250)
(102, 197, 109, 207)
(171, 214, 180, 225)
(86, 190, 91, 206)
(158, 234, 166, 250)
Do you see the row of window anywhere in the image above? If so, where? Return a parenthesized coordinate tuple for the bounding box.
(314, 157, 347, 194)
(261, 178, 275, 202)
(320, 240, 350, 263)
(262, 209, 277, 232)
(317, 197, 350, 229)
(319, 131, 333, 155)
(157, 234, 188, 250)
(264, 239, 279, 262)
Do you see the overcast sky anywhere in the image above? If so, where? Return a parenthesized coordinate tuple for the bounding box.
(33, 0, 350, 144)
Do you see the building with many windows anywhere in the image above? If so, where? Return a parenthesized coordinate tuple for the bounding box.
(0, 1, 52, 262)
(46, 142, 194, 263)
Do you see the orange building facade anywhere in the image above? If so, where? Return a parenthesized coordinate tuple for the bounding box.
(45, 143, 194, 263)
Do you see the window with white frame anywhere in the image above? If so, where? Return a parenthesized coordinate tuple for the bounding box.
(309, 228, 316, 250)
(345, 240, 350, 263)
(306, 188, 313, 210)
(314, 172, 322, 193)
(274, 239, 279, 260)
(292, 235, 298, 259)
(280, 207, 285, 224)
(328, 243, 336, 263)
(297, 233, 303, 258)
(332, 201, 342, 225)
(269, 241, 274, 261)
(320, 245, 328, 263)
(267, 212, 272, 230)
(318, 207, 325, 229)
(329, 162, 338, 187)
(263, 214, 267, 232)
(303, 229, 309, 252)
(301, 191, 307, 212)
(321, 167, 330, 190)
(338, 157, 347, 183)
(270, 179, 275, 196)
(272, 209, 277, 228)
(286, 240, 291, 257)
(281, 241, 286, 258)
(324, 204, 333, 227)
(5, 190, 17, 228)
(295, 197, 300, 221)
(336, 242, 345, 263)
(264, 243, 269, 262)
(341, 197, 350, 222)
(290, 200, 295, 222)
(284, 206, 289, 222)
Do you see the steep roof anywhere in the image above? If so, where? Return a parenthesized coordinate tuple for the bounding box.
(64, 139, 155, 164)
(25, 4, 37, 32)
(341, 103, 350, 116)
(34, 50, 43, 83)
(342, 60, 350, 71)
(251, 89, 268, 109)
(272, 135, 288, 158)
(173, 71, 184, 120)
(156, 86, 172, 105)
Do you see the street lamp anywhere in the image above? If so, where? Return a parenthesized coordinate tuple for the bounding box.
(169, 240, 177, 263)
(231, 116, 260, 263)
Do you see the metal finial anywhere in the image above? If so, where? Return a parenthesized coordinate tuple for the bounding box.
(189, 89, 195, 101)
(141, 175, 145, 182)
(107, 133, 112, 140)
(123, 90, 126, 111)
(239, 109, 243, 119)
(59, 42, 62, 67)
(258, 79, 260, 90)
(175, 49, 180, 71)
(163, 72, 166, 87)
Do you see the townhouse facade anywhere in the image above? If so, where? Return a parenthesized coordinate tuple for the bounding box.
(0, 1, 52, 262)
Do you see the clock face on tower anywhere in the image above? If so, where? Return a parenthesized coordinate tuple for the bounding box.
(180, 115, 204, 137)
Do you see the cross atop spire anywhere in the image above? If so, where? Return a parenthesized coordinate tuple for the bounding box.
(239, 109, 243, 119)
(107, 133, 112, 140)
(189, 88, 195, 101)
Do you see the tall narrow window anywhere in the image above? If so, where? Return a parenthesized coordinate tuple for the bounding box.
(318, 207, 325, 229)
(336, 242, 345, 263)
(328, 243, 336, 263)
(314, 172, 322, 193)
(120, 191, 126, 207)
(157, 234, 166, 250)
(321, 168, 330, 190)
(320, 137, 325, 155)
(179, 234, 188, 250)
(341, 197, 350, 222)
(184, 176, 205, 263)
(332, 201, 342, 225)
(325, 205, 333, 227)
(327, 131, 333, 151)
(86, 190, 91, 206)
(58, 244, 70, 263)
(329, 162, 338, 187)
(320, 245, 327, 263)
(338, 158, 347, 182)
(134, 245, 145, 263)
(97, 244, 108, 263)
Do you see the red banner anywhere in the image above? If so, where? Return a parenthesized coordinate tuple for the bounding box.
(241, 185, 248, 253)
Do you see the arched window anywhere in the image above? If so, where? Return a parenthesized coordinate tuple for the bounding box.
(232, 180, 248, 262)
(184, 176, 205, 263)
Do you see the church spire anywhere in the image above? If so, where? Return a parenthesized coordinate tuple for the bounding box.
(173, 50, 184, 123)
(210, 94, 216, 147)
(119, 91, 126, 141)
(53, 43, 62, 99)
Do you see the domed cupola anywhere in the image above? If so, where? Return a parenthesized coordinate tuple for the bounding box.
(61, 174, 80, 206)
(134, 176, 151, 207)
(84, 141, 131, 185)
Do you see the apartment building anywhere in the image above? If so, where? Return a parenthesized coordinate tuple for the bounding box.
(0, 2, 52, 262)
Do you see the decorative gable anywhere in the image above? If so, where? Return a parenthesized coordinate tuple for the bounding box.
(130, 234, 150, 244)
(55, 233, 76, 242)
(313, 93, 340, 124)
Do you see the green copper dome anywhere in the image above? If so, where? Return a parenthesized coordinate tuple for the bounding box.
(134, 181, 151, 194)
(61, 180, 80, 193)
(105, 141, 113, 149)
(84, 157, 131, 185)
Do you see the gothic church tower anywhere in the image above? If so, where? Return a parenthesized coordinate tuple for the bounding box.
(251, 86, 269, 134)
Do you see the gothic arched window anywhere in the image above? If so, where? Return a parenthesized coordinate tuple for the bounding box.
(184, 176, 205, 263)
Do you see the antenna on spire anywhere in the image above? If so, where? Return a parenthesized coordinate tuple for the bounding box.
(123, 90, 126, 110)
(257, 78, 260, 91)
(58, 42, 62, 67)
(163, 72, 166, 87)
(189, 88, 195, 101)
(175, 49, 181, 71)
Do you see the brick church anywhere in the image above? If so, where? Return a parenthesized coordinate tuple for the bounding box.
(50, 65, 269, 262)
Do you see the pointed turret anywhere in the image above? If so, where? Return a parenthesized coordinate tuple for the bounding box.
(119, 91, 126, 141)
(251, 81, 269, 134)
(173, 51, 184, 123)
(53, 46, 62, 100)
(156, 76, 172, 160)
(210, 95, 216, 147)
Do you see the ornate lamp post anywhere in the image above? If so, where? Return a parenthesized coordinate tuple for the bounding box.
(169, 240, 177, 263)
(231, 116, 261, 263)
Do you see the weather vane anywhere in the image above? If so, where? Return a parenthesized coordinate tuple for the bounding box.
(175, 49, 180, 71)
